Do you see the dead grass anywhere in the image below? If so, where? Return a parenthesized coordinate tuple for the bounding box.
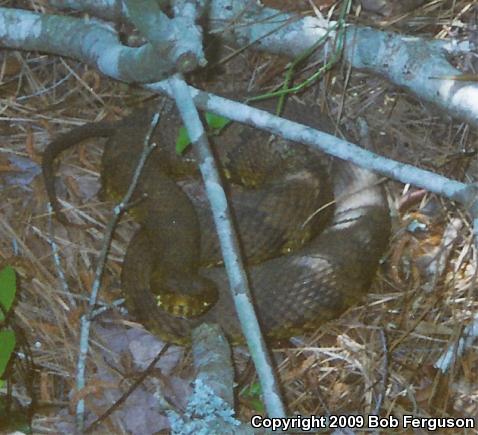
(1, 0, 477, 433)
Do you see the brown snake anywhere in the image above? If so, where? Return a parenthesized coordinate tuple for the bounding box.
(43, 97, 390, 345)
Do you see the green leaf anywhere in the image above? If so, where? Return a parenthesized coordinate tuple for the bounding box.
(0, 266, 16, 323)
(0, 329, 15, 378)
(205, 112, 230, 130)
(175, 113, 231, 155)
(0, 379, 4, 388)
(175, 126, 191, 155)
(245, 382, 262, 396)
(248, 397, 265, 413)
(241, 382, 265, 413)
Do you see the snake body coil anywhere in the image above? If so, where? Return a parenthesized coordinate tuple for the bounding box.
(43, 98, 390, 345)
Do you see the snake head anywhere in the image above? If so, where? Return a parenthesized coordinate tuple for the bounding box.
(151, 272, 218, 319)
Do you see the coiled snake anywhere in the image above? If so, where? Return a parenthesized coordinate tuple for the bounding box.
(43, 97, 390, 345)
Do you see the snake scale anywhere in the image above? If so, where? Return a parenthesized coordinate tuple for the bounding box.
(42, 97, 390, 345)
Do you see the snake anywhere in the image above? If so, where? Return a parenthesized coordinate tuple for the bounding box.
(42, 96, 390, 345)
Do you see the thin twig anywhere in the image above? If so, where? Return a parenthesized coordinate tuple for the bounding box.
(75, 104, 163, 432)
(372, 329, 388, 415)
(84, 344, 171, 433)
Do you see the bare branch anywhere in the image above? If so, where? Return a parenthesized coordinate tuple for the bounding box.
(165, 324, 254, 434)
(150, 83, 474, 207)
(75, 108, 161, 432)
(124, 0, 206, 73)
(0, 6, 192, 82)
(168, 74, 286, 419)
(207, 0, 478, 127)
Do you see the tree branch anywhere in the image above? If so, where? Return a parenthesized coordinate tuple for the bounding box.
(123, 0, 206, 73)
(166, 324, 253, 434)
(150, 83, 474, 206)
(207, 0, 478, 127)
(3, 2, 478, 124)
(0, 6, 194, 82)
(168, 74, 285, 419)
